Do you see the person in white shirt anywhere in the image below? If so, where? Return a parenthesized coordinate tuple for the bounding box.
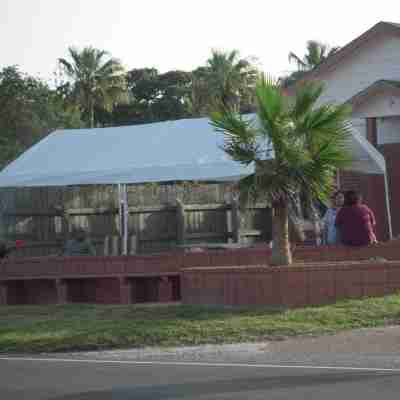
(322, 190, 344, 245)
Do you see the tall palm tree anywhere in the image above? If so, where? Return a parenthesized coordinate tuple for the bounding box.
(202, 50, 259, 112)
(210, 77, 351, 266)
(280, 41, 339, 88)
(288, 40, 339, 71)
(59, 47, 126, 128)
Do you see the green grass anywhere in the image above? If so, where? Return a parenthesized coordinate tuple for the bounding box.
(1, 294, 400, 353)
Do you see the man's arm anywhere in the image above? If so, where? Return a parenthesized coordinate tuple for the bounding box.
(367, 207, 376, 227)
(335, 208, 343, 227)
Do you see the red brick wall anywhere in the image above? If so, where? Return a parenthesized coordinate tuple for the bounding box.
(4, 280, 58, 305)
(0, 249, 272, 280)
(294, 240, 400, 262)
(3, 243, 400, 306)
(182, 261, 400, 308)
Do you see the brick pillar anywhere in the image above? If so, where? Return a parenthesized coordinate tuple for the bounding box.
(0, 282, 8, 305)
(158, 277, 173, 302)
(56, 279, 68, 304)
(119, 277, 132, 304)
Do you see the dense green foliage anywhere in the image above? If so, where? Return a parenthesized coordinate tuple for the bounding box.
(0, 66, 84, 168)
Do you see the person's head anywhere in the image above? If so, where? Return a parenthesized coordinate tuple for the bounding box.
(71, 227, 87, 242)
(344, 190, 362, 206)
(331, 190, 345, 207)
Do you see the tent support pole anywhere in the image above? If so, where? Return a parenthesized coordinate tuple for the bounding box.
(118, 183, 129, 255)
(123, 184, 128, 255)
(384, 172, 393, 240)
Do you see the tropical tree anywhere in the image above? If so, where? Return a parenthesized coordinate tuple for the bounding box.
(0, 66, 83, 168)
(191, 50, 259, 114)
(281, 41, 339, 88)
(105, 68, 193, 126)
(58, 46, 126, 127)
(288, 40, 339, 71)
(210, 76, 352, 266)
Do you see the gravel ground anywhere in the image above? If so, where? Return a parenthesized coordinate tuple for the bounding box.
(27, 325, 400, 371)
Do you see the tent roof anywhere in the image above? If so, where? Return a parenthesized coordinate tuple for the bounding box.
(0, 117, 253, 187)
(0, 116, 385, 188)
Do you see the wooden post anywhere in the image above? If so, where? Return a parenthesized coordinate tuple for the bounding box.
(119, 277, 132, 304)
(111, 235, 120, 256)
(129, 235, 138, 255)
(0, 282, 8, 305)
(176, 199, 186, 245)
(226, 200, 233, 244)
(231, 197, 241, 243)
(56, 279, 68, 304)
(103, 235, 110, 256)
(158, 276, 173, 302)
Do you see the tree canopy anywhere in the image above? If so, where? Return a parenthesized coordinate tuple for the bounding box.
(281, 40, 339, 87)
(58, 46, 127, 127)
(0, 66, 83, 168)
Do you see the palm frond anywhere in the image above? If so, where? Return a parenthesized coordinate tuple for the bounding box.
(288, 52, 306, 69)
(210, 109, 260, 165)
(292, 81, 324, 120)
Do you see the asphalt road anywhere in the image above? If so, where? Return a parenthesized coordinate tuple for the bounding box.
(1, 357, 400, 399)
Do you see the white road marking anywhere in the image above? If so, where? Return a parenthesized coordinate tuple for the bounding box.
(0, 356, 399, 373)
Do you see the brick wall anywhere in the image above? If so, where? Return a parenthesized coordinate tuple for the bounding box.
(294, 240, 400, 262)
(0, 248, 272, 280)
(5, 280, 58, 305)
(0, 247, 271, 306)
(2, 242, 400, 306)
(182, 261, 400, 308)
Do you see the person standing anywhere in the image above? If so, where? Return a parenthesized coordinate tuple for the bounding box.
(335, 190, 377, 247)
(322, 191, 345, 245)
(62, 227, 96, 256)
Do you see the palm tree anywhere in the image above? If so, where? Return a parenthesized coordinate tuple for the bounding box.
(58, 47, 126, 128)
(280, 41, 339, 88)
(201, 50, 259, 112)
(288, 40, 339, 71)
(210, 76, 352, 266)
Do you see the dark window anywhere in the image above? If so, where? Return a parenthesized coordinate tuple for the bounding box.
(366, 118, 377, 147)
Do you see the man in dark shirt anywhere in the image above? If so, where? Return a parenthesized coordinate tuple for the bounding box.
(335, 190, 377, 246)
(62, 228, 96, 256)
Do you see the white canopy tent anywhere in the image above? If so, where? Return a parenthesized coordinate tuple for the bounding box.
(0, 117, 253, 187)
(0, 116, 392, 251)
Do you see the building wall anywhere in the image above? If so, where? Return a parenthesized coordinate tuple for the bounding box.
(377, 116, 400, 145)
(351, 117, 367, 137)
(352, 90, 400, 119)
(301, 28, 400, 239)
(379, 143, 400, 236)
(315, 32, 400, 106)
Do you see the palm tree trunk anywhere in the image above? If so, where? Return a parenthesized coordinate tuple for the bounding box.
(89, 103, 95, 128)
(271, 201, 292, 266)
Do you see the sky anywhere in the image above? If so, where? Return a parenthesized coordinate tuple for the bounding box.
(1, 0, 400, 83)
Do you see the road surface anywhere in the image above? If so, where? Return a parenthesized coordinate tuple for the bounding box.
(1, 356, 400, 399)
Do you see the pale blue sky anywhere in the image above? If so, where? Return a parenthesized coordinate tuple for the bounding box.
(1, 0, 399, 82)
